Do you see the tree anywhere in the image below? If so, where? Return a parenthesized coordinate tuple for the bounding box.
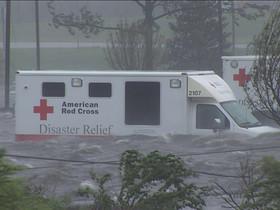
(166, 1, 229, 74)
(166, 1, 269, 75)
(79, 150, 208, 210)
(104, 21, 164, 70)
(48, 1, 268, 72)
(47, 0, 176, 70)
(215, 156, 280, 210)
(244, 3, 280, 125)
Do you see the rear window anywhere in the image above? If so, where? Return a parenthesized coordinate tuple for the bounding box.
(42, 82, 65, 97)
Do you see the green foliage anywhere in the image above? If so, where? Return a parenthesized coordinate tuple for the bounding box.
(248, 156, 280, 209)
(118, 150, 207, 210)
(217, 156, 280, 210)
(48, 1, 105, 38)
(0, 149, 24, 210)
(166, 0, 269, 72)
(0, 149, 22, 180)
(166, 1, 230, 72)
(0, 149, 67, 210)
(47, 0, 269, 71)
(244, 3, 280, 125)
(79, 150, 208, 210)
(78, 172, 115, 210)
(104, 21, 145, 70)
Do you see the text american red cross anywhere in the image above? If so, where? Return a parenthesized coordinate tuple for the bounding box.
(233, 68, 251, 87)
(33, 99, 54, 120)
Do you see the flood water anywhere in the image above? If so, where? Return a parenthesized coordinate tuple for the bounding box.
(1, 111, 280, 209)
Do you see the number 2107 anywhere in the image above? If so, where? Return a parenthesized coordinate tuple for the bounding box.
(188, 90, 201, 96)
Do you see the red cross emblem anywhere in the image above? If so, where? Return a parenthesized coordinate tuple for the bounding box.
(233, 68, 251, 87)
(33, 99, 54, 120)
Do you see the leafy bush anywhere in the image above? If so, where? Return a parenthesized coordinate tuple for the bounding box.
(0, 149, 67, 210)
(216, 156, 280, 210)
(79, 150, 208, 210)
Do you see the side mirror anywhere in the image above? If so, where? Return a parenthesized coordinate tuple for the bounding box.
(213, 118, 225, 132)
(214, 118, 221, 125)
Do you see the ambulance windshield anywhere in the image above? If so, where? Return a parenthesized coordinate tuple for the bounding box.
(221, 101, 262, 128)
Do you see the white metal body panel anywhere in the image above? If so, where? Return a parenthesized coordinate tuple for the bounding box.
(16, 71, 189, 137)
(188, 74, 236, 102)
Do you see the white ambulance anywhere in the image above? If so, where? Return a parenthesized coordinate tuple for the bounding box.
(222, 56, 280, 125)
(15, 70, 279, 141)
(222, 55, 256, 106)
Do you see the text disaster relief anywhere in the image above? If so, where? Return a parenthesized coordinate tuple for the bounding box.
(34, 99, 113, 136)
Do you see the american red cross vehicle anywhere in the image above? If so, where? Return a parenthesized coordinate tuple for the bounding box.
(222, 56, 256, 106)
(15, 70, 279, 140)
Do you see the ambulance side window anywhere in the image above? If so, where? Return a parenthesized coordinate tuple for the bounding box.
(125, 81, 160, 125)
(89, 83, 112, 97)
(196, 104, 229, 129)
(42, 82, 65, 97)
